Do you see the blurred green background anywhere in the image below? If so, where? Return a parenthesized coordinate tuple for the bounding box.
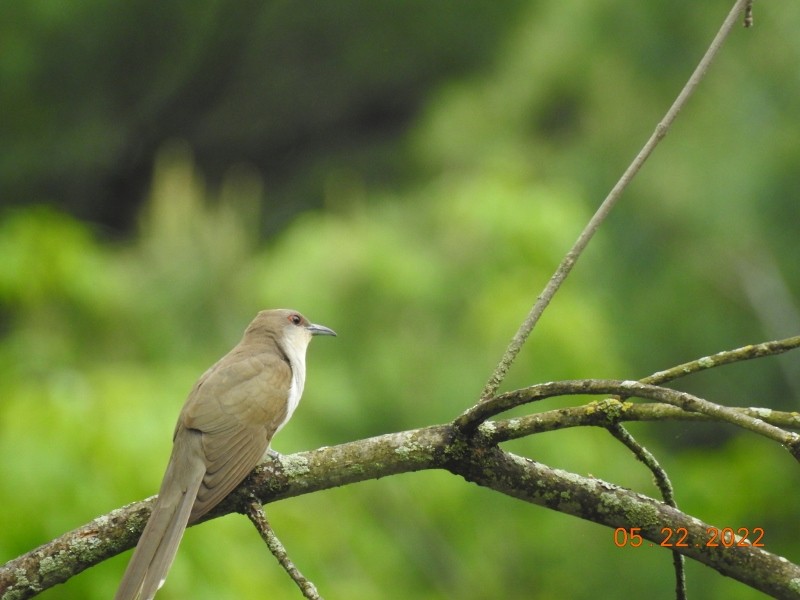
(2, 1, 800, 598)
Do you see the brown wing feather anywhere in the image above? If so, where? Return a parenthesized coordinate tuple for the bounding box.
(179, 348, 292, 522)
(190, 428, 267, 520)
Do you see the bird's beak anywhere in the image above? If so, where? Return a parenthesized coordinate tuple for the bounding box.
(307, 322, 337, 337)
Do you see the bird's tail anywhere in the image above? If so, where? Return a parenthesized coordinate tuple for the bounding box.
(115, 430, 205, 600)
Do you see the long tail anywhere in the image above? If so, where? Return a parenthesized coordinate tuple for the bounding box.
(115, 430, 205, 600)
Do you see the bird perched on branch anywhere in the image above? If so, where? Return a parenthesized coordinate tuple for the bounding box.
(115, 309, 336, 600)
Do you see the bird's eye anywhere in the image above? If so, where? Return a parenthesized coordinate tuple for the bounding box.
(289, 314, 302, 325)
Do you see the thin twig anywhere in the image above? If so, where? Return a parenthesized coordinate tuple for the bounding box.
(245, 501, 322, 600)
(606, 424, 677, 504)
(478, 0, 754, 402)
(642, 336, 800, 386)
(606, 424, 686, 600)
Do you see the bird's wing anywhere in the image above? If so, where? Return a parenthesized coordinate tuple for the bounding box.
(180, 350, 292, 521)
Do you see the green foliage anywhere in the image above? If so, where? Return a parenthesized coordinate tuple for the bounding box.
(3, 2, 800, 599)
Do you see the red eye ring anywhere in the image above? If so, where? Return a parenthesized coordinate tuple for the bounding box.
(289, 314, 302, 325)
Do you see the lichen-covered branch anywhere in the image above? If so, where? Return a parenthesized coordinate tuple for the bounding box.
(0, 427, 450, 600)
(481, 400, 800, 444)
(0, 498, 153, 600)
(642, 336, 800, 386)
(448, 446, 800, 600)
(456, 380, 800, 460)
(3, 420, 799, 599)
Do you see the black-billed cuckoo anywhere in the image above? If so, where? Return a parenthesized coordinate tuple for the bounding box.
(115, 309, 336, 600)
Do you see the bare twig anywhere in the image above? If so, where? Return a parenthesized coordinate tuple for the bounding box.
(607, 423, 677, 503)
(245, 501, 322, 600)
(606, 424, 686, 600)
(642, 336, 800, 386)
(478, 0, 754, 402)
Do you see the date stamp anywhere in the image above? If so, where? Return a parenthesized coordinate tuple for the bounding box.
(614, 527, 764, 548)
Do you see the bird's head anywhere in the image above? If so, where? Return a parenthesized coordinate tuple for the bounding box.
(245, 308, 336, 356)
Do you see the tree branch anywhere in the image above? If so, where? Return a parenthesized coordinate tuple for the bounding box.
(3, 418, 799, 599)
(449, 446, 800, 600)
(0, 427, 449, 600)
(457, 380, 800, 459)
(483, 400, 800, 444)
(5, 337, 798, 599)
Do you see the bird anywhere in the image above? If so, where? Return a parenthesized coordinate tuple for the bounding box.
(114, 309, 336, 600)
